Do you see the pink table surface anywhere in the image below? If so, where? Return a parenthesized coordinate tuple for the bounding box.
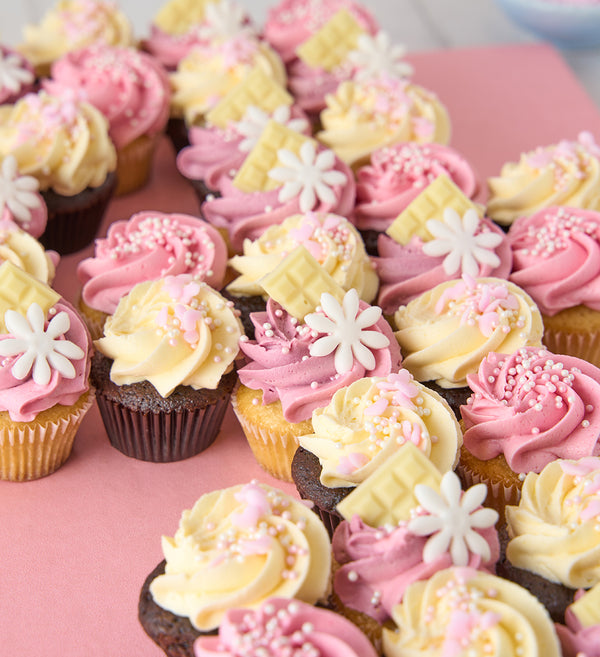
(2, 43, 600, 656)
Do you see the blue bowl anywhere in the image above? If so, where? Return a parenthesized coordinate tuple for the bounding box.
(495, 0, 600, 49)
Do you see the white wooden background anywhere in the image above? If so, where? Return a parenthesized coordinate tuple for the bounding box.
(1, 0, 599, 107)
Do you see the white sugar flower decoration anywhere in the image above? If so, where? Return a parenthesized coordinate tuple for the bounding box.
(422, 208, 502, 278)
(199, 0, 254, 41)
(236, 105, 309, 153)
(0, 51, 34, 94)
(347, 32, 413, 82)
(0, 155, 41, 226)
(268, 142, 347, 213)
(0, 303, 84, 386)
(408, 471, 498, 567)
(305, 289, 389, 374)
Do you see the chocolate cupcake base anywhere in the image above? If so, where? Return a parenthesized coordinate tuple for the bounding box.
(139, 560, 207, 657)
(291, 446, 350, 537)
(40, 172, 117, 255)
(91, 353, 237, 462)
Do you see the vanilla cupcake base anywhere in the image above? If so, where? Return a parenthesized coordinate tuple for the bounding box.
(0, 391, 94, 482)
(115, 133, 162, 196)
(231, 384, 312, 482)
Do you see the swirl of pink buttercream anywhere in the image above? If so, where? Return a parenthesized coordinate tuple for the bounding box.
(177, 105, 311, 193)
(44, 44, 170, 149)
(353, 142, 478, 233)
(556, 596, 600, 657)
(287, 58, 348, 114)
(237, 298, 401, 422)
(509, 206, 600, 316)
(200, 156, 356, 253)
(193, 597, 378, 657)
(332, 515, 499, 623)
(77, 211, 227, 314)
(263, 0, 379, 64)
(143, 24, 206, 71)
(0, 299, 91, 422)
(375, 217, 512, 314)
(462, 346, 600, 473)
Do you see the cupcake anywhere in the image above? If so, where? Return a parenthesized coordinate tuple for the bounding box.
(330, 466, 499, 648)
(201, 121, 355, 254)
(486, 131, 600, 229)
(317, 74, 451, 170)
(44, 44, 171, 195)
(353, 142, 478, 254)
(92, 274, 242, 462)
(0, 261, 93, 481)
(375, 175, 511, 314)
(263, 0, 379, 67)
(499, 456, 600, 622)
(168, 31, 286, 152)
(460, 346, 600, 519)
(382, 567, 562, 656)
(0, 90, 117, 255)
(176, 67, 311, 206)
(393, 275, 544, 416)
(17, 0, 134, 78)
(508, 205, 600, 367)
(556, 586, 600, 657)
(193, 597, 378, 657)
(226, 211, 378, 337)
(143, 0, 255, 71)
(292, 370, 462, 534)
(234, 266, 401, 481)
(139, 481, 332, 654)
(77, 211, 228, 339)
(0, 154, 49, 239)
(0, 45, 35, 105)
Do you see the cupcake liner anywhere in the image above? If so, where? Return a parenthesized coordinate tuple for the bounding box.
(115, 133, 161, 196)
(542, 326, 600, 368)
(456, 448, 523, 523)
(95, 391, 231, 462)
(231, 386, 312, 482)
(40, 172, 118, 255)
(0, 391, 94, 482)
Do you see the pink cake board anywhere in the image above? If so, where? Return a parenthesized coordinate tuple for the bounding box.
(2, 43, 600, 656)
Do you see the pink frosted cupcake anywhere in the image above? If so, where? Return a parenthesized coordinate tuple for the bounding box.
(0, 46, 35, 105)
(201, 130, 355, 254)
(509, 205, 600, 367)
(0, 262, 93, 481)
(177, 103, 310, 206)
(353, 142, 478, 254)
(234, 287, 401, 481)
(556, 588, 600, 657)
(331, 471, 499, 645)
(143, 0, 255, 71)
(77, 210, 228, 339)
(376, 208, 511, 315)
(460, 346, 600, 517)
(44, 44, 171, 195)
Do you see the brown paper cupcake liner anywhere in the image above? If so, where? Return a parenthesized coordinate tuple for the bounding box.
(456, 448, 523, 524)
(40, 172, 118, 255)
(95, 391, 231, 462)
(0, 391, 94, 482)
(231, 386, 312, 482)
(165, 116, 189, 154)
(542, 326, 600, 368)
(115, 133, 161, 196)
